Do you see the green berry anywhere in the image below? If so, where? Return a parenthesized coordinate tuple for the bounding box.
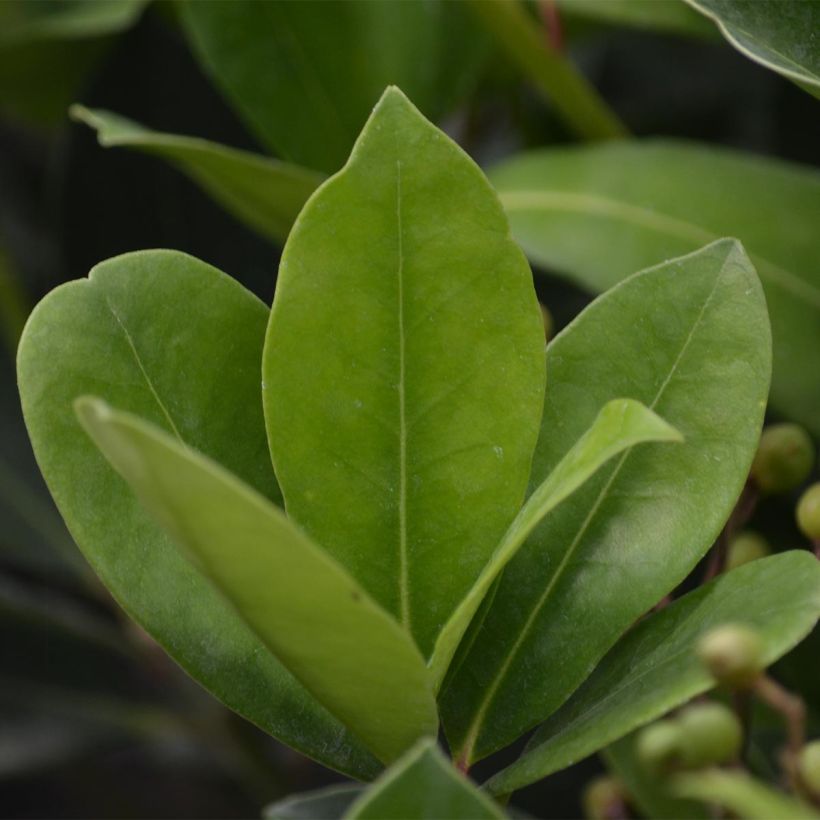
(798, 741, 820, 797)
(726, 531, 771, 571)
(796, 483, 820, 540)
(751, 424, 814, 494)
(636, 719, 683, 772)
(582, 776, 624, 820)
(677, 702, 743, 768)
(697, 624, 765, 688)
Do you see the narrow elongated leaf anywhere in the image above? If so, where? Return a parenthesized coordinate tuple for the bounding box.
(16, 251, 379, 779)
(429, 398, 681, 689)
(180, 1, 488, 173)
(557, 0, 714, 36)
(683, 0, 820, 94)
(673, 770, 820, 819)
(442, 240, 771, 763)
(264, 87, 545, 658)
(603, 734, 708, 820)
(76, 399, 437, 765)
(491, 140, 820, 435)
(263, 784, 363, 820)
(70, 106, 323, 244)
(344, 739, 504, 820)
(486, 551, 820, 795)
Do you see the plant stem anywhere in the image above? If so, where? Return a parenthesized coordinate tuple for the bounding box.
(466, 0, 629, 141)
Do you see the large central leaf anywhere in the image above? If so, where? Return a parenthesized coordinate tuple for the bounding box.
(263, 88, 546, 658)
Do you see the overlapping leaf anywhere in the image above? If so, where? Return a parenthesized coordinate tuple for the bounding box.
(264, 87, 546, 659)
(16, 251, 379, 779)
(491, 140, 820, 435)
(442, 240, 771, 763)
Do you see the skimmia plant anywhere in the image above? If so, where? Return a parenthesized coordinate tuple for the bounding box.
(16, 89, 820, 817)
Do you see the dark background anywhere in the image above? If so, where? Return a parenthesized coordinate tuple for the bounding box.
(1, 4, 819, 818)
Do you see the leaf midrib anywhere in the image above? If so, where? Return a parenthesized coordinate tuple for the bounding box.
(459, 254, 726, 761)
(499, 190, 820, 308)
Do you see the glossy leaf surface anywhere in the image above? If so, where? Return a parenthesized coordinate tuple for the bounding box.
(429, 398, 681, 689)
(263, 784, 363, 820)
(180, 1, 488, 173)
(76, 399, 437, 765)
(344, 739, 503, 820)
(264, 88, 545, 658)
(71, 106, 324, 244)
(684, 0, 820, 94)
(16, 251, 379, 779)
(442, 240, 771, 763)
(492, 140, 820, 435)
(673, 770, 820, 819)
(486, 551, 820, 794)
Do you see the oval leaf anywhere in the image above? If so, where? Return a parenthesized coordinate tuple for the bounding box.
(344, 738, 504, 820)
(486, 551, 820, 795)
(442, 240, 772, 763)
(76, 398, 437, 765)
(263, 784, 364, 820)
(16, 251, 379, 779)
(492, 140, 820, 435)
(264, 87, 546, 659)
(70, 105, 324, 244)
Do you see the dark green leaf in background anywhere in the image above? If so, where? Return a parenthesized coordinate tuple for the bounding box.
(557, 0, 715, 37)
(442, 240, 771, 764)
(486, 551, 820, 794)
(16, 251, 379, 779)
(264, 88, 545, 659)
(491, 141, 820, 436)
(179, 0, 489, 173)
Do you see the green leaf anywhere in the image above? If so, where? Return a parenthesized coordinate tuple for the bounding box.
(557, 0, 715, 36)
(263, 784, 363, 820)
(673, 769, 820, 819)
(180, 1, 489, 173)
(442, 239, 772, 764)
(0, 0, 146, 42)
(344, 738, 504, 820)
(485, 551, 820, 795)
(429, 398, 682, 689)
(263, 87, 546, 659)
(683, 0, 820, 95)
(602, 734, 709, 820)
(70, 106, 324, 245)
(75, 398, 438, 765)
(16, 251, 379, 779)
(491, 140, 820, 436)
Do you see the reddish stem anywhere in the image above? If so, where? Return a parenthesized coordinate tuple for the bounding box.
(538, 0, 564, 52)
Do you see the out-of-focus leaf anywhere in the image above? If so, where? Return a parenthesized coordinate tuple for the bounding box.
(557, 0, 714, 36)
(442, 240, 771, 764)
(76, 398, 438, 765)
(429, 398, 681, 689)
(673, 769, 820, 819)
(180, 0, 489, 173)
(491, 140, 820, 436)
(16, 250, 380, 779)
(70, 106, 324, 244)
(263, 784, 363, 820)
(344, 739, 503, 820)
(603, 733, 708, 820)
(683, 0, 820, 95)
(485, 551, 820, 794)
(264, 87, 545, 659)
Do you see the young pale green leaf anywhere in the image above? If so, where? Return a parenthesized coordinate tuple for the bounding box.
(70, 106, 324, 244)
(344, 738, 504, 820)
(442, 240, 771, 764)
(485, 551, 820, 795)
(180, 1, 488, 173)
(673, 770, 820, 819)
(683, 0, 820, 95)
(75, 398, 437, 765)
(16, 251, 379, 779)
(603, 734, 709, 820)
(491, 140, 820, 436)
(263, 784, 363, 820)
(429, 398, 682, 689)
(264, 87, 546, 659)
